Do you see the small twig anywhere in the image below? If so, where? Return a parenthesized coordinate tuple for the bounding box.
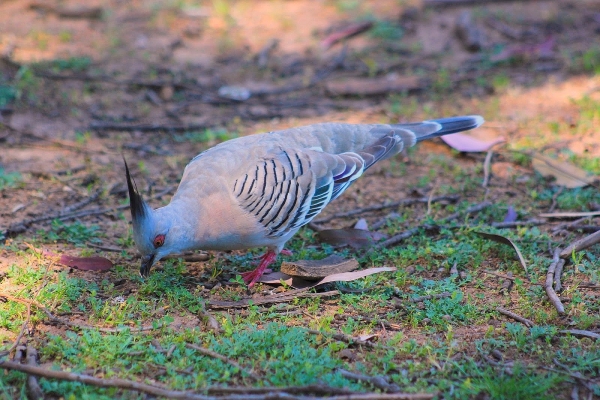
(375, 201, 491, 249)
(564, 225, 600, 233)
(554, 256, 565, 292)
(546, 249, 565, 315)
(184, 343, 261, 382)
(4, 185, 175, 237)
(206, 385, 355, 396)
(338, 368, 400, 393)
(208, 289, 339, 309)
(306, 329, 379, 349)
(0, 303, 31, 358)
(496, 307, 534, 328)
(0, 359, 214, 400)
(490, 219, 547, 229)
(25, 346, 45, 400)
(409, 292, 451, 303)
(559, 330, 600, 340)
(560, 230, 600, 259)
(548, 186, 564, 213)
(63, 189, 103, 214)
(313, 195, 459, 224)
(482, 150, 493, 187)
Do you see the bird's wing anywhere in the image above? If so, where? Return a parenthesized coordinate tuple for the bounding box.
(233, 128, 403, 238)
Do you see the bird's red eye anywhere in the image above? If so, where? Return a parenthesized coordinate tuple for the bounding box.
(153, 234, 165, 248)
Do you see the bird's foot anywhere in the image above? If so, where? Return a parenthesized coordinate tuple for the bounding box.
(280, 249, 293, 256)
(241, 250, 278, 288)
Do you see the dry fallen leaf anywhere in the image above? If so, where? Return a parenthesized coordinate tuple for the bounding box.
(531, 153, 596, 188)
(440, 132, 505, 152)
(317, 229, 385, 249)
(41, 249, 113, 271)
(281, 255, 359, 280)
(260, 266, 396, 289)
(475, 232, 529, 279)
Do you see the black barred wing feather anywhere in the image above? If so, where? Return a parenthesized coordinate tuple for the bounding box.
(233, 130, 401, 238)
(233, 149, 315, 237)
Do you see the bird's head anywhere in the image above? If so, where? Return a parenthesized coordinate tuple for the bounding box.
(124, 160, 174, 277)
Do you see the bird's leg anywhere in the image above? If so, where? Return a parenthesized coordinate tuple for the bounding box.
(241, 250, 278, 288)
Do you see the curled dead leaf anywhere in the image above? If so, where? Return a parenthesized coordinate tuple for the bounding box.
(531, 153, 596, 188)
(475, 232, 528, 279)
(317, 228, 386, 249)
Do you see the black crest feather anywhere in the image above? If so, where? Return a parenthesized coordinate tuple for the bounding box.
(123, 158, 147, 223)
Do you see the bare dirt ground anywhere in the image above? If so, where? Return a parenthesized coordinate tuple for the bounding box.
(1, 1, 600, 399)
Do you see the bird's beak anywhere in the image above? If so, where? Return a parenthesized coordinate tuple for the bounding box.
(140, 254, 155, 277)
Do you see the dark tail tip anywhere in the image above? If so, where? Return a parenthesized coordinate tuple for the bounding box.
(123, 157, 147, 222)
(418, 115, 484, 141)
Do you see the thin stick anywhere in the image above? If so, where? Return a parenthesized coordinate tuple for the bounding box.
(554, 256, 565, 292)
(184, 343, 261, 382)
(306, 329, 380, 349)
(0, 303, 31, 358)
(313, 195, 459, 224)
(559, 230, 600, 259)
(4, 185, 175, 236)
(408, 292, 451, 303)
(376, 201, 491, 249)
(208, 290, 339, 309)
(545, 249, 565, 315)
(482, 150, 493, 188)
(0, 359, 213, 400)
(496, 307, 534, 328)
(338, 369, 400, 393)
(25, 346, 45, 400)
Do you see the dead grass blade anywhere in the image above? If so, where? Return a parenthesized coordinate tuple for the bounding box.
(531, 152, 596, 188)
(545, 249, 565, 315)
(208, 290, 340, 309)
(475, 232, 529, 279)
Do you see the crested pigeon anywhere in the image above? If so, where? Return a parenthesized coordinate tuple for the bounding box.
(125, 115, 484, 287)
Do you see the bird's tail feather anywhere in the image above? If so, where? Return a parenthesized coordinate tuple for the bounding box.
(410, 115, 484, 142)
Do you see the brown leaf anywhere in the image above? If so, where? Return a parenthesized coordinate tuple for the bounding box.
(41, 249, 113, 271)
(317, 229, 385, 249)
(280, 255, 359, 280)
(475, 232, 529, 279)
(260, 266, 396, 289)
(440, 132, 504, 152)
(531, 153, 596, 188)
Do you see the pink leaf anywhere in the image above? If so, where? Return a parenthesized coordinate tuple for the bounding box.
(503, 206, 518, 223)
(440, 132, 505, 152)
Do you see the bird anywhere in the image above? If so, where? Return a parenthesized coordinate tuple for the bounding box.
(125, 115, 484, 287)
